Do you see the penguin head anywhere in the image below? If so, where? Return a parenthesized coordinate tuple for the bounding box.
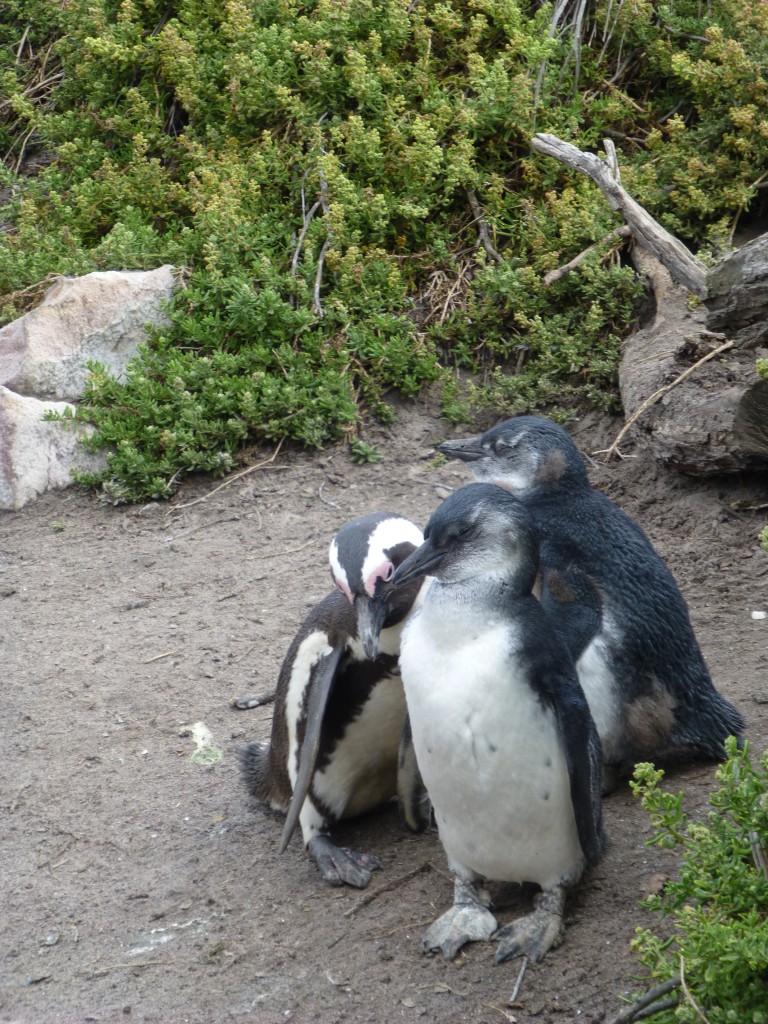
(394, 483, 539, 593)
(329, 512, 424, 658)
(438, 415, 588, 494)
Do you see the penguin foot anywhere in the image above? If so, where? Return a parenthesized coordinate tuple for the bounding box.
(307, 835, 381, 889)
(494, 886, 565, 964)
(421, 878, 498, 959)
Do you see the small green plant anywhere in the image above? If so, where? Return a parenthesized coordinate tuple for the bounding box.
(629, 739, 768, 1023)
(348, 438, 383, 465)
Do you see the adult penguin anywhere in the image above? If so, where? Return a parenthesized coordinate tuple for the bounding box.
(439, 415, 745, 783)
(394, 483, 606, 962)
(239, 512, 430, 888)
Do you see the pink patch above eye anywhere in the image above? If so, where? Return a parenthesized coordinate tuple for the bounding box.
(365, 561, 395, 597)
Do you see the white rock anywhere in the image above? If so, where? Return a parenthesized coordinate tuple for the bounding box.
(0, 265, 177, 401)
(0, 386, 107, 511)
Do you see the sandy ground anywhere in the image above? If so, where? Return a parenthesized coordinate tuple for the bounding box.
(2, 398, 767, 1024)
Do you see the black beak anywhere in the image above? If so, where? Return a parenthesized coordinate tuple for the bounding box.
(354, 594, 389, 660)
(438, 436, 486, 462)
(393, 540, 446, 587)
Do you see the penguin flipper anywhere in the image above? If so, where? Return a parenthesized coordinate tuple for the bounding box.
(278, 641, 346, 855)
(397, 714, 432, 833)
(539, 565, 602, 662)
(550, 675, 606, 869)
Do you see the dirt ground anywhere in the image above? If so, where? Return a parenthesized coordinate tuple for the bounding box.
(2, 398, 767, 1024)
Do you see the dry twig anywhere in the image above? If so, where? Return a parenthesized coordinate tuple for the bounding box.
(166, 439, 285, 513)
(343, 861, 434, 918)
(543, 225, 631, 286)
(595, 339, 734, 460)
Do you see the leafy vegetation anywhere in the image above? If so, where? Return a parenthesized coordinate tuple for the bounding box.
(2, 0, 768, 499)
(631, 740, 768, 1023)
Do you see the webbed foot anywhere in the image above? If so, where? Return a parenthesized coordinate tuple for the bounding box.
(494, 886, 565, 964)
(422, 878, 497, 959)
(307, 835, 381, 889)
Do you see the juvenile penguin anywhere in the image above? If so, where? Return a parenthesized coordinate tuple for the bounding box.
(394, 483, 606, 963)
(238, 512, 430, 889)
(439, 416, 745, 780)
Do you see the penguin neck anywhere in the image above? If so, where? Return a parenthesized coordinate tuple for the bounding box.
(428, 572, 529, 618)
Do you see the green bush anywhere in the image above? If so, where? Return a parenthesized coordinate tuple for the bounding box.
(2, 0, 768, 499)
(631, 740, 768, 1023)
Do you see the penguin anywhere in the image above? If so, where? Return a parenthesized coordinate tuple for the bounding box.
(393, 482, 606, 963)
(238, 512, 430, 889)
(438, 415, 745, 783)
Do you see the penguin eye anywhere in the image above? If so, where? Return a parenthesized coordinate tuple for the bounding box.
(383, 563, 395, 582)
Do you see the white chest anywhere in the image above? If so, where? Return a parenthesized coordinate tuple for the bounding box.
(399, 601, 583, 889)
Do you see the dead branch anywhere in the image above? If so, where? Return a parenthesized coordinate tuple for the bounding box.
(543, 224, 631, 286)
(531, 133, 708, 296)
(466, 189, 503, 264)
(290, 199, 322, 281)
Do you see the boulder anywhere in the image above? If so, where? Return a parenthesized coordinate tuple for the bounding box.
(0, 265, 177, 401)
(0, 386, 107, 511)
(0, 265, 180, 509)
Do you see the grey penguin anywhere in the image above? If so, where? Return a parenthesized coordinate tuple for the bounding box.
(439, 415, 745, 782)
(238, 511, 430, 889)
(393, 483, 606, 963)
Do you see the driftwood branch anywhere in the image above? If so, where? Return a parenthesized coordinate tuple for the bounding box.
(531, 133, 708, 296)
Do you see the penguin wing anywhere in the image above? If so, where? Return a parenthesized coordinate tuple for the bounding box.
(277, 641, 346, 855)
(538, 563, 602, 662)
(548, 673, 606, 868)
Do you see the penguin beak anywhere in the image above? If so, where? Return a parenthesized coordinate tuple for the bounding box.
(438, 436, 486, 462)
(354, 594, 389, 660)
(393, 540, 445, 587)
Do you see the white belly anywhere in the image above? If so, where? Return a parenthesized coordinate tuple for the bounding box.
(400, 612, 584, 889)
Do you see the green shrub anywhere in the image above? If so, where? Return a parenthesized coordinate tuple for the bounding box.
(630, 740, 768, 1022)
(2, 0, 768, 499)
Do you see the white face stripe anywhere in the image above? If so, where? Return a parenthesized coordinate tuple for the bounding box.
(360, 517, 423, 595)
(328, 538, 353, 602)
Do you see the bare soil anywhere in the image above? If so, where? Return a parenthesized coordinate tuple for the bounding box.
(3, 398, 767, 1024)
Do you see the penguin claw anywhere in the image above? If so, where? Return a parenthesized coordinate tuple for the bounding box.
(494, 887, 565, 964)
(307, 835, 381, 889)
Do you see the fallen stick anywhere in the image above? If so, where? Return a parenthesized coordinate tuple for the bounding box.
(343, 861, 433, 918)
(543, 225, 631, 286)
